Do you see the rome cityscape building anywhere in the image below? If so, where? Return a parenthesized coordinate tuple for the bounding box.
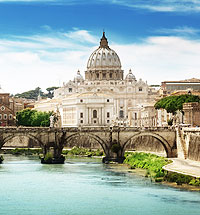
(34, 32, 159, 127)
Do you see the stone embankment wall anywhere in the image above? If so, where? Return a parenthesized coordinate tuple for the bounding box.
(178, 127, 200, 161)
(125, 136, 166, 156)
(188, 135, 200, 161)
(3, 136, 40, 148)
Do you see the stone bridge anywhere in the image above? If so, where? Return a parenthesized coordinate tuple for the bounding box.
(0, 127, 177, 163)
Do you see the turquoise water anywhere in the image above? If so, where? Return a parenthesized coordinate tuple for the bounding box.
(0, 155, 200, 215)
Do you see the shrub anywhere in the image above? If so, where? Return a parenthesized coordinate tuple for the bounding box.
(124, 152, 169, 178)
(189, 178, 200, 186)
(65, 146, 104, 157)
(165, 172, 193, 185)
(44, 152, 53, 163)
(0, 155, 4, 163)
(10, 148, 42, 155)
(111, 143, 121, 154)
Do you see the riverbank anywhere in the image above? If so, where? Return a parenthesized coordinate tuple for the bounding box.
(0, 146, 104, 157)
(124, 152, 200, 190)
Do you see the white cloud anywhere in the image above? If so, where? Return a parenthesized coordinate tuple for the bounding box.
(0, 29, 200, 94)
(64, 30, 98, 44)
(113, 36, 200, 84)
(0, 0, 200, 12)
(156, 26, 200, 35)
(109, 0, 200, 12)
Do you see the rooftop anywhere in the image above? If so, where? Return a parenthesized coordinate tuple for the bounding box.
(162, 78, 200, 83)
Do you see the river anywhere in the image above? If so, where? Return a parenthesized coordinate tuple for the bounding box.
(0, 155, 200, 215)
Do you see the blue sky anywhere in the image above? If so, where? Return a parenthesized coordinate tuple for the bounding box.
(0, 0, 200, 93)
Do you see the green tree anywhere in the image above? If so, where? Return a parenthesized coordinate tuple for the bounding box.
(16, 109, 36, 126)
(154, 94, 200, 114)
(46, 87, 59, 99)
(16, 109, 52, 127)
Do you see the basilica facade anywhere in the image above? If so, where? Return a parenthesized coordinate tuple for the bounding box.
(35, 33, 158, 127)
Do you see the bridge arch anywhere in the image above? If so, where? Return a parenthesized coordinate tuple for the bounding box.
(1, 133, 43, 148)
(64, 132, 108, 155)
(122, 132, 173, 158)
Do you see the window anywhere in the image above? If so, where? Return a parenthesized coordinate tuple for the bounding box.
(96, 73, 99, 79)
(109, 73, 112, 79)
(80, 113, 83, 118)
(107, 99, 109, 102)
(80, 120, 83, 124)
(135, 113, 137, 120)
(119, 110, 124, 118)
(103, 73, 106, 79)
(107, 120, 110, 123)
(139, 87, 142, 92)
(93, 110, 97, 118)
(9, 114, 12, 120)
(4, 114, 7, 120)
(94, 120, 96, 124)
(69, 88, 72, 92)
(80, 99, 83, 103)
(1, 106, 5, 111)
(107, 112, 110, 118)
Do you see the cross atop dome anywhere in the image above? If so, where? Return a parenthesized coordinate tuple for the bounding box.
(99, 31, 109, 48)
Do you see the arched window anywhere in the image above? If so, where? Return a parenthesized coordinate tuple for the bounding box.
(93, 110, 97, 118)
(119, 110, 124, 118)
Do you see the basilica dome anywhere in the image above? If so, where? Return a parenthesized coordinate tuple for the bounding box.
(85, 32, 123, 81)
(87, 33, 121, 70)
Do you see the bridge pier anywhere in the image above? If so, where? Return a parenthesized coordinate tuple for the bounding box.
(102, 138, 125, 163)
(41, 130, 66, 164)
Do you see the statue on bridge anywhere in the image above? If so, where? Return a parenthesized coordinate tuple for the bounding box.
(49, 107, 62, 128)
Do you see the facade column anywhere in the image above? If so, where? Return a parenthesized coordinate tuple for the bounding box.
(100, 71, 102, 81)
(106, 71, 109, 80)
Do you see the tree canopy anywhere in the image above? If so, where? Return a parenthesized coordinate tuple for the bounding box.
(154, 94, 200, 114)
(46, 87, 59, 99)
(16, 109, 52, 127)
(15, 87, 44, 100)
(15, 86, 59, 100)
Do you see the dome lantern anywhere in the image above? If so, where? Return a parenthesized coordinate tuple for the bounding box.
(99, 32, 109, 49)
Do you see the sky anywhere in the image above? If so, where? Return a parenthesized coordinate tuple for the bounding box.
(0, 0, 200, 94)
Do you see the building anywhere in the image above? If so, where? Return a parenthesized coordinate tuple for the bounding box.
(161, 78, 200, 95)
(0, 87, 15, 126)
(35, 33, 158, 127)
(183, 102, 200, 127)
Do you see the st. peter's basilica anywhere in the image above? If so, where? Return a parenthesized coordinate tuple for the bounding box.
(35, 33, 158, 127)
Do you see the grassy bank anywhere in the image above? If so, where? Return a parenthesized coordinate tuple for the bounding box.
(2, 147, 104, 157)
(2, 148, 42, 156)
(62, 146, 104, 157)
(124, 152, 200, 187)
